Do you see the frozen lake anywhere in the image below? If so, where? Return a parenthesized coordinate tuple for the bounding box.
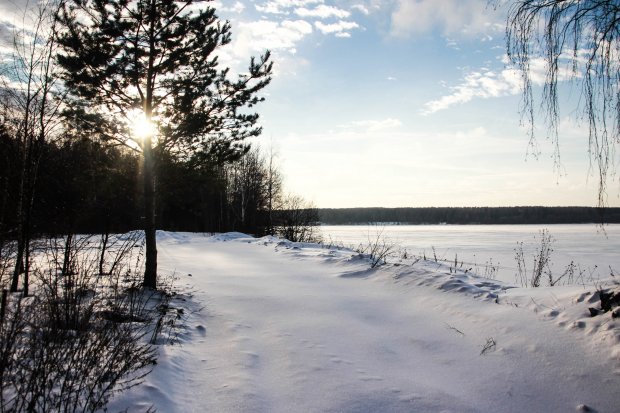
(319, 224, 620, 285)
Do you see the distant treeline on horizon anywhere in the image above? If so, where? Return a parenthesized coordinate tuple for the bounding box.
(318, 207, 620, 225)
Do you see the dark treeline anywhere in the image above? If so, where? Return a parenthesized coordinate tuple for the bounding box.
(0, 124, 308, 238)
(319, 207, 620, 225)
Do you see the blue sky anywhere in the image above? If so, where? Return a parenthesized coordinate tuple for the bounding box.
(0, 0, 616, 208)
(211, 0, 617, 208)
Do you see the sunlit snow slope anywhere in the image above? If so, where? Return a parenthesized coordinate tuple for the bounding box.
(110, 232, 619, 413)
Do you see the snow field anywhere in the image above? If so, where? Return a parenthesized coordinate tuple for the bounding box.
(110, 232, 620, 413)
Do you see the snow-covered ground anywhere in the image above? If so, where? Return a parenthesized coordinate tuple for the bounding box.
(320, 224, 620, 284)
(109, 232, 620, 413)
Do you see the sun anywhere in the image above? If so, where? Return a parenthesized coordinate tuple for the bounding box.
(127, 109, 157, 141)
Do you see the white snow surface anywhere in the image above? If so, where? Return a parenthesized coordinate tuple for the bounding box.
(110, 232, 620, 413)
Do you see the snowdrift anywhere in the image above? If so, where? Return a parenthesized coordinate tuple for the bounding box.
(109, 232, 620, 413)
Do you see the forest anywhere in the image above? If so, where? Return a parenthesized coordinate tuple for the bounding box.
(0, 128, 314, 237)
(318, 206, 620, 225)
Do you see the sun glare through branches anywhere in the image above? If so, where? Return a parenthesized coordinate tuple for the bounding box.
(127, 109, 157, 143)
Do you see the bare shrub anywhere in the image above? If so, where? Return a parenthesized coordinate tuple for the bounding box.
(274, 194, 321, 243)
(321, 236, 346, 251)
(515, 229, 554, 287)
(355, 227, 397, 268)
(481, 258, 500, 279)
(514, 241, 528, 287)
(514, 228, 594, 287)
(534, 229, 554, 287)
(551, 261, 596, 287)
(1, 297, 155, 412)
(0, 233, 161, 413)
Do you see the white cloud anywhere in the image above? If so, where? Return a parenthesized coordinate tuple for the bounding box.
(295, 5, 350, 19)
(210, 1, 245, 13)
(315, 20, 359, 36)
(422, 68, 522, 115)
(351, 4, 370, 15)
(255, 3, 286, 15)
(232, 19, 313, 56)
(390, 0, 503, 38)
(256, 0, 324, 15)
(226, 1, 245, 13)
(422, 55, 578, 114)
(445, 38, 459, 50)
(252, 1, 363, 40)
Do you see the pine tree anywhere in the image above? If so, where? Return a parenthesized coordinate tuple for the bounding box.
(56, 0, 272, 288)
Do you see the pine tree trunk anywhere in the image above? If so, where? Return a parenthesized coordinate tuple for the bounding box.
(143, 0, 158, 290)
(143, 135, 157, 289)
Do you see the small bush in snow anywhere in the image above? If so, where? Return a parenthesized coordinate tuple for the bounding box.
(0, 233, 164, 413)
(273, 194, 321, 243)
(514, 229, 593, 287)
(355, 228, 397, 268)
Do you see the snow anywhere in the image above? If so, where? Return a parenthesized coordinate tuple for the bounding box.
(319, 224, 620, 284)
(109, 232, 620, 413)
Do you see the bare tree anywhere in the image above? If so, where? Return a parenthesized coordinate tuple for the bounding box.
(265, 146, 283, 235)
(504, 0, 620, 206)
(274, 194, 320, 243)
(227, 147, 268, 231)
(1, 0, 63, 295)
(223, 146, 284, 235)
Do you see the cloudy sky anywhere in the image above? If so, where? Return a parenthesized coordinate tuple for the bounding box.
(1, 0, 617, 208)
(207, 0, 620, 208)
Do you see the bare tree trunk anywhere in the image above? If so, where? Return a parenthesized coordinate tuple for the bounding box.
(240, 185, 246, 228)
(0, 163, 8, 239)
(267, 147, 276, 235)
(22, 238, 30, 297)
(99, 231, 109, 275)
(11, 109, 34, 293)
(0, 289, 7, 323)
(10, 155, 27, 293)
(10, 91, 32, 293)
(62, 233, 73, 276)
